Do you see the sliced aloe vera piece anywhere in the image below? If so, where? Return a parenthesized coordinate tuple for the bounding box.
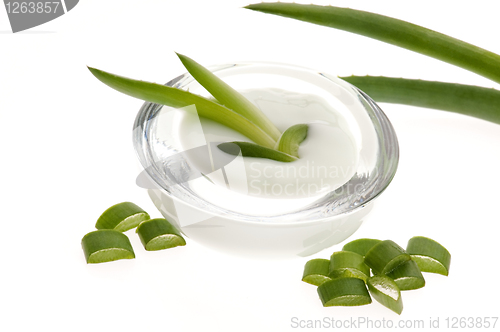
(218, 141, 297, 162)
(302, 259, 331, 286)
(386, 260, 425, 291)
(317, 277, 372, 307)
(342, 238, 382, 257)
(81, 230, 135, 264)
(367, 275, 403, 315)
(329, 251, 370, 282)
(137, 218, 186, 251)
(364, 240, 411, 275)
(276, 124, 308, 158)
(406, 236, 451, 276)
(176, 53, 281, 141)
(95, 202, 150, 232)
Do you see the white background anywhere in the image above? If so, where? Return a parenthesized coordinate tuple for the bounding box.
(1, 1, 500, 331)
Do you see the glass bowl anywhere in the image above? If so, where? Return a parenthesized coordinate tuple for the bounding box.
(133, 62, 399, 258)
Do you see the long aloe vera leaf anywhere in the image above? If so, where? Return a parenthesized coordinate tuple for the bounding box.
(176, 53, 281, 141)
(341, 76, 500, 125)
(245, 3, 500, 84)
(88, 67, 276, 149)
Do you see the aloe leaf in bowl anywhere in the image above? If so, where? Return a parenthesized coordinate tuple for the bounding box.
(89, 55, 310, 161)
(176, 53, 282, 141)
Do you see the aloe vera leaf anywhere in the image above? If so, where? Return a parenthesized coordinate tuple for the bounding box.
(406, 236, 451, 276)
(176, 53, 281, 141)
(367, 275, 403, 315)
(302, 259, 331, 286)
(342, 238, 382, 257)
(136, 218, 186, 251)
(245, 3, 500, 84)
(317, 278, 372, 307)
(217, 141, 297, 162)
(87, 67, 276, 149)
(386, 260, 425, 291)
(328, 251, 370, 282)
(276, 124, 308, 158)
(81, 230, 135, 264)
(364, 240, 411, 275)
(341, 76, 500, 125)
(95, 202, 150, 232)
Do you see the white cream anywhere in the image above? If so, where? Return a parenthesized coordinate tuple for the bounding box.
(176, 88, 360, 215)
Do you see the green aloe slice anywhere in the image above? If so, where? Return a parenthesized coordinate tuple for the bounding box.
(302, 259, 331, 286)
(176, 53, 281, 141)
(329, 251, 370, 282)
(81, 230, 135, 264)
(386, 260, 425, 291)
(364, 240, 411, 275)
(406, 236, 451, 276)
(342, 238, 382, 257)
(95, 202, 150, 232)
(87, 67, 276, 149)
(276, 124, 308, 158)
(367, 275, 403, 315)
(341, 76, 500, 125)
(137, 218, 186, 251)
(317, 277, 372, 307)
(245, 3, 500, 84)
(218, 141, 297, 162)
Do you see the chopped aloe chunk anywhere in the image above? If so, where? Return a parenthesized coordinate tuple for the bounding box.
(81, 230, 135, 264)
(367, 275, 403, 315)
(329, 269, 370, 282)
(329, 251, 370, 282)
(364, 240, 411, 275)
(302, 259, 331, 286)
(406, 236, 451, 276)
(95, 202, 150, 232)
(137, 218, 186, 251)
(342, 238, 382, 256)
(317, 278, 372, 307)
(386, 260, 425, 290)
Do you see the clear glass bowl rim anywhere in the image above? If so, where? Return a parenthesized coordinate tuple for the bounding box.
(133, 61, 399, 225)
